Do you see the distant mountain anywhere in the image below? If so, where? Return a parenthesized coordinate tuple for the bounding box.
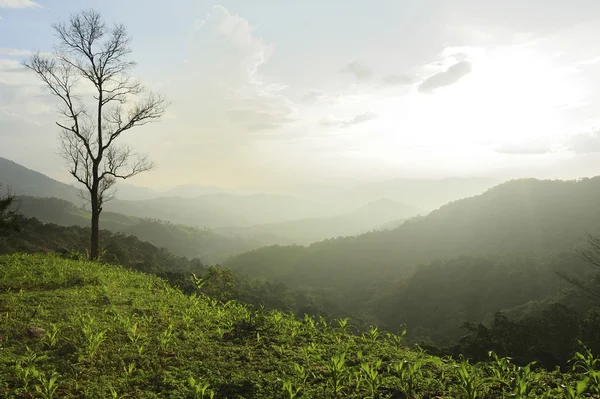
(104, 193, 339, 229)
(159, 184, 235, 198)
(0, 157, 81, 204)
(340, 177, 500, 211)
(242, 178, 499, 213)
(226, 177, 599, 288)
(109, 183, 161, 201)
(215, 198, 424, 245)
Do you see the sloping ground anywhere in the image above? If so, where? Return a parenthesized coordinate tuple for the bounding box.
(0, 254, 593, 398)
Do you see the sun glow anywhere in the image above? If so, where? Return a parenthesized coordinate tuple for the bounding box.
(360, 44, 588, 162)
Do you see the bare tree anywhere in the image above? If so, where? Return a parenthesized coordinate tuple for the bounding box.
(0, 184, 20, 233)
(556, 233, 600, 300)
(24, 10, 168, 260)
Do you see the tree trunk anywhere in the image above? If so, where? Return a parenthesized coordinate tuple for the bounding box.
(90, 185, 99, 260)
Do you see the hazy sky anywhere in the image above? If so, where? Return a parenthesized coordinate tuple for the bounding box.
(2, 0, 600, 188)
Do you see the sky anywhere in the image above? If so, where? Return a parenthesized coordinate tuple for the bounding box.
(2, 0, 600, 188)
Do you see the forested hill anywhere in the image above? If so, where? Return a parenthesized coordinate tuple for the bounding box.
(225, 177, 600, 287)
(11, 196, 264, 264)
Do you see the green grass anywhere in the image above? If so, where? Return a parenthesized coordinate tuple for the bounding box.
(0, 253, 597, 398)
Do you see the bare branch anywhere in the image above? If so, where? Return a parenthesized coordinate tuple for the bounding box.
(24, 9, 168, 260)
(556, 233, 600, 301)
(102, 93, 168, 150)
(100, 144, 155, 181)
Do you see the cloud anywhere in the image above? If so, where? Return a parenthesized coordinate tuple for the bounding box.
(0, 48, 34, 56)
(301, 90, 326, 103)
(228, 108, 294, 131)
(321, 112, 377, 128)
(418, 61, 472, 93)
(341, 61, 372, 81)
(0, 0, 40, 8)
(195, 5, 295, 132)
(495, 139, 553, 155)
(565, 130, 600, 153)
(381, 74, 414, 86)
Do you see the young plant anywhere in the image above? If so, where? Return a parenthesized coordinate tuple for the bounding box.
(561, 378, 589, 399)
(14, 363, 39, 391)
(510, 362, 539, 398)
(389, 358, 423, 397)
(44, 323, 60, 348)
(360, 359, 383, 398)
(34, 372, 59, 399)
(335, 317, 350, 335)
(282, 378, 301, 399)
(454, 359, 496, 399)
(79, 313, 107, 358)
(294, 362, 310, 385)
(571, 344, 600, 394)
(158, 323, 174, 351)
(188, 376, 215, 399)
(123, 362, 136, 384)
(126, 322, 144, 345)
(363, 326, 380, 344)
(325, 352, 349, 397)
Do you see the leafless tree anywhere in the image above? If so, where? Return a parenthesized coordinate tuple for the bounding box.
(24, 10, 168, 260)
(556, 233, 600, 300)
(0, 184, 20, 233)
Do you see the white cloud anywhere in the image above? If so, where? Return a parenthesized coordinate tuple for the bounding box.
(341, 61, 372, 81)
(321, 112, 377, 128)
(495, 138, 554, 155)
(418, 61, 472, 93)
(0, 0, 40, 8)
(0, 47, 34, 56)
(565, 129, 600, 153)
(193, 5, 295, 132)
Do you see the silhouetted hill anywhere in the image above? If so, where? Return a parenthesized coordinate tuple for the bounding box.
(226, 177, 599, 289)
(340, 177, 499, 210)
(0, 157, 81, 204)
(214, 198, 424, 245)
(104, 193, 340, 228)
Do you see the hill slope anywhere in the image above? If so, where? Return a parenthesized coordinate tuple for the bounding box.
(0, 157, 81, 204)
(0, 253, 588, 398)
(226, 177, 600, 287)
(215, 198, 424, 245)
(12, 196, 264, 264)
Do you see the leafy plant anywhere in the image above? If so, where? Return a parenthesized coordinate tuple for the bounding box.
(188, 376, 215, 399)
(325, 352, 349, 397)
(360, 359, 383, 398)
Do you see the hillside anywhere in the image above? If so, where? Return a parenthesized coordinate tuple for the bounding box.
(104, 193, 342, 229)
(0, 253, 592, 398)
(338, 177, 500, 211)
(224, 177, 600, 343)
(0, 157, 81, 205)
(226, 178, 600, 287)
(11, 196, 264, 264)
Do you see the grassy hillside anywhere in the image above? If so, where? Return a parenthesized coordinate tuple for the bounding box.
(0, 253, 595, 398)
